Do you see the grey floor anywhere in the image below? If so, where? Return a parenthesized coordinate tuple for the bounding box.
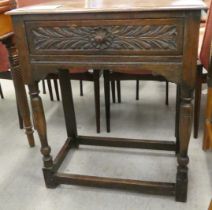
(0, 78, 211, 210)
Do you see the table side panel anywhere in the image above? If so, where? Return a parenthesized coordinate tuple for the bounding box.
(11, 10, 201, 84)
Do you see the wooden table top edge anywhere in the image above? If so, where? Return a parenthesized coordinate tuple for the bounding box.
(6, 0, 206, 16)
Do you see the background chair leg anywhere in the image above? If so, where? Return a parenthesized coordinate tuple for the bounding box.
(166, 81, 169, 105)
(194, 73, 202, 138)
(16, 101, 24, 129)
(42, 80, 46, 94)
(0, 82, 4, 99)
(175, 85, 180, 154)
(136, 80, 139, 100)
(93, 70, 100, 133)
(104, 70, 111, 133)
(117, 80, 121, 103)
(111, 80, 116, 103)
(80, 80, 83, 96)
(47, 78, 54, 101)
(53, 78, 60, 101)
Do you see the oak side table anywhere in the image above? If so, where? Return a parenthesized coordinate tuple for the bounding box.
(8, 0, 205, 202)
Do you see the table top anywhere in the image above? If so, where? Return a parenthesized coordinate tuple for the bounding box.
(8, 0, 206, 15)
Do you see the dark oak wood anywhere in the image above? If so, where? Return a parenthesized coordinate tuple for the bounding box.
(0, 82, 3, 98)
(175, 10, 201, 202)
(0, 70, 23, 129)
(193, 64, 207, 138)
(46, 70, 101, 133)
(28, 82, 53, 168)
(54, 172, 176, 196)
(0, 0, 35, 147)
(58, 70, 78, 143)
(77, 136, 176, 151)
(8, 0, 205, 202)
(2, 35, 35, 147)
(203, 42, 212, 149)
(53, 137, 73, 172)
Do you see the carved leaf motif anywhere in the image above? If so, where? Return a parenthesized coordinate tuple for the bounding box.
(32, 25, 178, 51)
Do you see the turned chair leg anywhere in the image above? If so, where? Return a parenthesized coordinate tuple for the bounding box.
(93, 70, 100, 133)
(53, 78, 60, 101)
(0, 82, 4, 99)
(16, 101, 24, 129)
(111, 80, 116, 103)
(104, 70, 111, 133)
(165, 81, 169, 106)
(136, 80, 139, 100)
(193, 66, 203, 138)
(47, 78, 54, 101)
(117, 80, 121, 103)
(80, 80, 83, 96)
(3, 36, 35, 147)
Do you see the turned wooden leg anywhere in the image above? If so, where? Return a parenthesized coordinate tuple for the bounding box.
(28, 82, 57, 187)
(16, 101, 24, 129)
(104, 70, 111, 133)
(111, 80, 116, 103)
(175, 86, 193, 202)
(3, 36, 35, 147)
(136, 80, 139, 101)
(93, 70, 100, 133)
(59, 70, 78, 146)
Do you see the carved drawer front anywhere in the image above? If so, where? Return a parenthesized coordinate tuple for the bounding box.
(26, 19, 184, 56)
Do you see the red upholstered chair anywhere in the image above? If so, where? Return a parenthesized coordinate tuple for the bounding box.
(193, 0, 212, 138)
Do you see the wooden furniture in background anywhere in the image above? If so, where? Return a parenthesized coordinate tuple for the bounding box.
(46, 69, 101, 133)
(104, 70, 169, 132)
(208, 199, 212, 210)
(0, 44, 23, 129)
(203, 44, 212, 150)
(194, 0, 212, 138)
(0, 0, 34, 146)
(8, 0, 205, 202)
(0, 82, 3, 98)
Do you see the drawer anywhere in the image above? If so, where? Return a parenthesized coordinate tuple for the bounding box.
(25, 18, 184, 56)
